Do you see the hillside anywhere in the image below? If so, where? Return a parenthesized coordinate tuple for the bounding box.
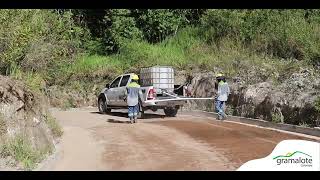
(1, 10, 320, 128)
(0, 75, 62, 170)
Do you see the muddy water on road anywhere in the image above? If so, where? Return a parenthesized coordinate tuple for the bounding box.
(152, 119, 319, 168)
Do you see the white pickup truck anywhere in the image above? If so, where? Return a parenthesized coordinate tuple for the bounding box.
(98, 67, 213, 118)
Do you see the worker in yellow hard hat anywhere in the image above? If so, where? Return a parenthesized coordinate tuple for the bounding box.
(214, 73, 230, 121)
(124, 74, 142, 123)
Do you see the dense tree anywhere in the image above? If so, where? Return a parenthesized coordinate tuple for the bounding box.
(2, 9, 320, 76)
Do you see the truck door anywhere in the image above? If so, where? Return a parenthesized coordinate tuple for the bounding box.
(115, 75, 131, 106)
(107, 76, 122, 106)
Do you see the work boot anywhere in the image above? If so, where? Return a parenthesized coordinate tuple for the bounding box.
(222, 115, 227, 120)
(129, 117, 134, 124)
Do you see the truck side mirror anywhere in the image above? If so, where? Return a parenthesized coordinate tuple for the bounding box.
(106, 83, 110, 88)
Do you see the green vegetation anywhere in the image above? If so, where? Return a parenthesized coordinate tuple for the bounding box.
(1, 9, 320, 168)
(8, 64, 46, 94)
(1, 9, 319, 86)
(0, 10, 89, 76)
(299, 122, 311, 128)
(225, 106, 236, 116)
(271, 112, 282, 123)
(0, 134, 52, 170)
(61, 97, 77, 110)
(201, 10, 320, 63)
(1, 9, 320, 126)
(0, 113, 6, 136)
(315, 97, 320, 113)
(44, 113, 63, 138)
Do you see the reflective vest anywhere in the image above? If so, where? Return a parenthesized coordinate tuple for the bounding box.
(217, 81, 230, 102)
(126, 82, 141, 106)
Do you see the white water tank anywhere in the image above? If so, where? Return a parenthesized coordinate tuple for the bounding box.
(140, 66, 174, 94)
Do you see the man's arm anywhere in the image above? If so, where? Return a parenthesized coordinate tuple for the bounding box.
(123, 87, 128, 101)
(138, 88, 143, 101)
(217, 85, 221, 96)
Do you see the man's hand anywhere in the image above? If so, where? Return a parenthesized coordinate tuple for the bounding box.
(119, 94, 127, 101)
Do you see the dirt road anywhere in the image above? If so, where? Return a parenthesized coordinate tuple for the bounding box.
(38, 107, 320, 171)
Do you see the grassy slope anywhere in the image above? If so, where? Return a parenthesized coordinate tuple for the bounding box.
(56, 27, 309, 84)
(7, 27, 320, 124)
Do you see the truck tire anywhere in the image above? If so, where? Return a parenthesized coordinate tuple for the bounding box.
(98, 97, 111, 114)
(164, 107, 178, 117)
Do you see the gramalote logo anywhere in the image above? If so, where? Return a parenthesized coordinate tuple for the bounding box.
(237, 140, 320, 171)
(273, 151, 313, 167)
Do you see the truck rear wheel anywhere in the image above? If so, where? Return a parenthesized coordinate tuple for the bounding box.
(164, 107, 178, 117)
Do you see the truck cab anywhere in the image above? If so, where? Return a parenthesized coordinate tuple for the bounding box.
(104, 73, 132, 107)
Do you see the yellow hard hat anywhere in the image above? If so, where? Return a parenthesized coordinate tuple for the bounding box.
(132, 74, 139, 80)
(216, 73, 223, 78)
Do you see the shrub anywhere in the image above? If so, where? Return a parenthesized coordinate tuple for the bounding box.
(200, 9, 320, 64)
(0, 9, 90, 76)
(0, 134, 51, 170)
(44, 113, 63, 138)
(271, 112, 282, 123)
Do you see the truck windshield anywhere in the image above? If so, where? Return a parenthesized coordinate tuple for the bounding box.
(110, 76, 121, 88)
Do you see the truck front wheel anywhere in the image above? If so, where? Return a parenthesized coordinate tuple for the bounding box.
(98, 97, 111, 114)
(164, 107, 178, 117)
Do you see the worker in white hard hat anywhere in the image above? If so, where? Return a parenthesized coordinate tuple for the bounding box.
(125, 74, 143, 123)
(215, 73, 230, 120)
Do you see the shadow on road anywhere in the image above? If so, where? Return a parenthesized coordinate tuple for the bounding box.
(90, 111, 128, 117)
(90, 111, 166, 119)
(143, 114, 166, 119)
(107, 119, 130, 123)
